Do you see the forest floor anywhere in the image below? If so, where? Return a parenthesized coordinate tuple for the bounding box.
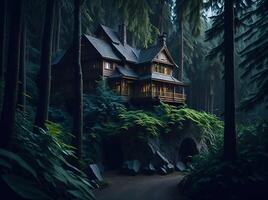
(94, 171, 190, 200)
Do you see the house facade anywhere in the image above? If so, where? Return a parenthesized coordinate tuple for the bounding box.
(52, 24, 186, 104)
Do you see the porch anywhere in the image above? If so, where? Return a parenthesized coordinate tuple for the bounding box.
(137, 91, 186, 104)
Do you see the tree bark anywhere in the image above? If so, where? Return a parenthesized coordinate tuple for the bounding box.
(55, 1, 61, 52)
(178, 19, 184, 95)
(0, 0, 22, 149)
(34, 0, 55, 130)
(73, 0, 83, 160)
(18, 12, 26, 112)
(0, 0, 6, 82)
(223, 0, 236, 161)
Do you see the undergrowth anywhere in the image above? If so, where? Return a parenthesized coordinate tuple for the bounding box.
(0, 111, 95, 200)
(180, 121, 268, 200)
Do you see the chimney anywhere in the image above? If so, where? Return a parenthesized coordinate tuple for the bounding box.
(118, 23, 127, 45)
(158, 32, 167, 46)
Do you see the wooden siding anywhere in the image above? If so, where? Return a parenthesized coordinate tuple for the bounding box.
(103, 60, 117, 77)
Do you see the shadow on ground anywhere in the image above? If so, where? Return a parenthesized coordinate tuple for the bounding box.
(94, 171, 190, 200)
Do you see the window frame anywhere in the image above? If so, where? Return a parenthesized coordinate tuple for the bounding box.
(104, 61, 113, 70)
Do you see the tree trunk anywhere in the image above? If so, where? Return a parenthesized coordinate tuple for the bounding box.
(18, 13, 26, 112)
(73, 0, 83, 160)
(34, 0, 55, 130)
(158, 0, 164, 34)
(0, 0, 22, 149)
(55, 1, 61, 52)
(0, 0, 6, 82)
(223, 0, 236, 161)
(178, 19, 184, 95)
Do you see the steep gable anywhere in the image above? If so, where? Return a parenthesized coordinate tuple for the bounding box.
(83, 34, 121, 61)
(138, 45, 177, 67)
(153, 47, 176, 66)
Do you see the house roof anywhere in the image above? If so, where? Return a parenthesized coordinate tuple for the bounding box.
(112, 43, 139, 63)
(52, 24, 183, 85)
(84, 34, 121, 61)
(140, 72, 185, 85)
(138, 45, 162, 64)
(100, 24, 121, 44)
(99, 25, 177, 65)
(110, 66, 138, 79)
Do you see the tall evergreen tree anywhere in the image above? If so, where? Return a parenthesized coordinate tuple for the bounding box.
(175, 0, 203, 88)
(18, 8, 26, 112)
(239, 0, 268, 110)
(223, 0, 236, 161)
(0, 0, 22, 148)
(34, 0, 56, 130)
(73, 0, 83, 160)
(0, 0, 6, 84)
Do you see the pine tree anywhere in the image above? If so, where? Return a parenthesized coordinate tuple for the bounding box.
(0, 0, 23, 148)
(0, 0, 6, 84)
(35, 0, 56, 130)
(223, 0, 236, 161)
(72, 0, 83, 160)
(18, 8, 26, 112)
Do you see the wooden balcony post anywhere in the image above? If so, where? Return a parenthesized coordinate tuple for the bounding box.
(173, 86, 175, 101)
(120, 80, 122, 95)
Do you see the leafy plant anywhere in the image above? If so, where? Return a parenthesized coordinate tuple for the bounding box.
(0, 112, 95, 200)
(119, 109, 165, 139)
(181, 120, 268, 200)
(155, 102, 223, 149)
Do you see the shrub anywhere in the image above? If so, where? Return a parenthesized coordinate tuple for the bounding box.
(181, 120, 268, 200)
(0, 112, 95, 200)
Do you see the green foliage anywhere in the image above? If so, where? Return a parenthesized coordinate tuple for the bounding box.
(0, 112, 95, 200)
(181, 120, 268, 200)
(119, 109, 165, 139)
(83, 80, 125, 162)
(82, 82, 223, 163)
(238, 0, 268, 110)
(156, 103, 223, 149)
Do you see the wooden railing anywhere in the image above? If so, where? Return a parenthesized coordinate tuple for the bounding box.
(114, 89, 186, 103)
(138, 91, 186, 103)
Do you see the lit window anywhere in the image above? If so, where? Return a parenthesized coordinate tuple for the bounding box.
(104, 62, 113, 70)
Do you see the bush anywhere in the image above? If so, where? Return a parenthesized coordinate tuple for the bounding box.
(155, 103, 223, 150)
(0, 112, 95, 200)
(180, 121, 268, 200)
(119, 109, 165, 139)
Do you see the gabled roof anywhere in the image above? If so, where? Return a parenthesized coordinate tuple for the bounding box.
(138, 45, 162, 64)
(112, 43, 139, 63)
(110, 66, 138, 79)
(98, 24, 148, 63)
(99, 24, 121, 44)
(140, 72, 185, 85)
(84, 34, 121, 61)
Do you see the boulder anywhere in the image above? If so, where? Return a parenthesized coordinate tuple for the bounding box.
(87, 164, 103, 181)
(175, 161, 186, 171)
(158, 166, 168, 175)
(153, 151, 169, 169)
(122, 160, 141, 175)
(165, 163, 175, 173)
(142, 162, 156, 175)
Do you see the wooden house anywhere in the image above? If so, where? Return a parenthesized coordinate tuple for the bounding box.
(52, 24, 186, 104)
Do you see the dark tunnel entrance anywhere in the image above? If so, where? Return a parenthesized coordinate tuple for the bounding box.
(179, 138, 199, 163)
(102, 136, 124, 170)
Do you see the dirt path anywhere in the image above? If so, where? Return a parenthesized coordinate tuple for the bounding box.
(94, 171, 190, 200)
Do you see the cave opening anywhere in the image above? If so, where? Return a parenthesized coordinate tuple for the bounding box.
(179, 138, 199, 163)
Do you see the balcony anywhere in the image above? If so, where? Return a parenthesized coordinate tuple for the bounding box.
(137, 91, 186, 104)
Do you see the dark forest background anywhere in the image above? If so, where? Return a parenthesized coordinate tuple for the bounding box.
(0, 0, 267, 200)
